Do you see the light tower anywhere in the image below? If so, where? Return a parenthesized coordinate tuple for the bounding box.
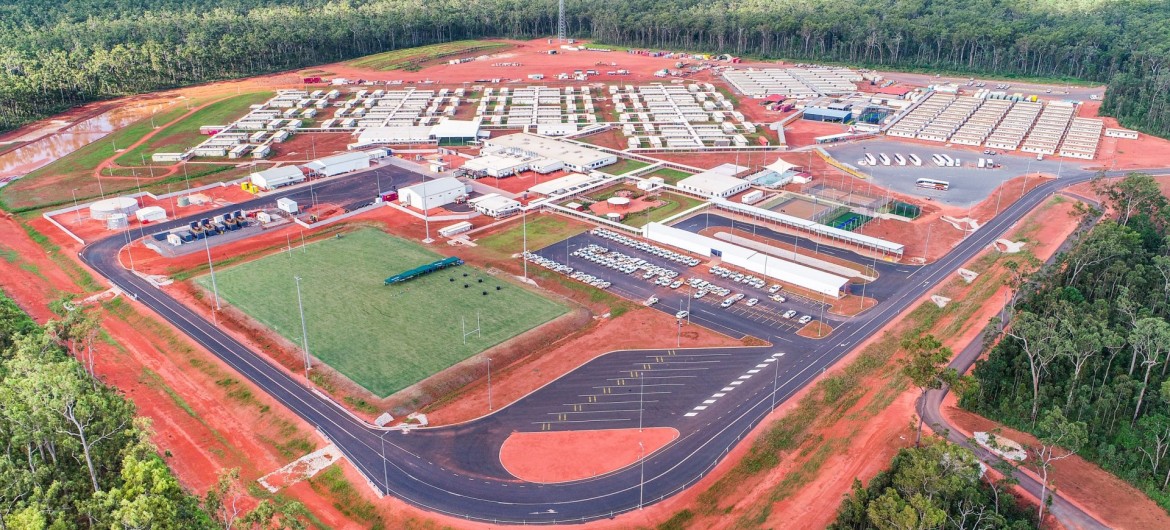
(557, 0, 566, 41)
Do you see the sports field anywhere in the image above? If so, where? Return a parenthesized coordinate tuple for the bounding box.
(823, 211, 873, 231)
(197, 228, 567, 397)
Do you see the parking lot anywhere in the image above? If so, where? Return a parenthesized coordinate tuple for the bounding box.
(531, 227, 825, 341)
(824, 139, 1079, 207)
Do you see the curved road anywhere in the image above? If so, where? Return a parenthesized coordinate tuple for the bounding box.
(78, 164, 1160, 524)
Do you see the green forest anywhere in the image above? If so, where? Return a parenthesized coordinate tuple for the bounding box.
(828, 441, 1036, 530)
(1, 1, 1170, 135)
(964, 173, 1170, 512)
(0, 293, 304, 528)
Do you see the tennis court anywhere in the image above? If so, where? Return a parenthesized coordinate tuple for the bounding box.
(823, 211, 873, 231)
(807, 183, 889, 211)
(760, 195, 837, 222)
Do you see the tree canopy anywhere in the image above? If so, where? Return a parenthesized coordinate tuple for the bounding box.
(0, 0, 1169, 134)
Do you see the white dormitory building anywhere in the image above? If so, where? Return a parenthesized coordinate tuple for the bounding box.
(397, 177, 470, 210)
(675, 163, 750, 198)
(470, 193, 522, 217)
(481, 133, 616, 172)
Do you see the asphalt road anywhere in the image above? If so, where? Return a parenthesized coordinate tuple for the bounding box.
(824, 140, 1073, 207)
(78, 160, 1163, 524)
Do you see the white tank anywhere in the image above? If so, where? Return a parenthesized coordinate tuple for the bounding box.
(89, 196, 139, 220)
(106, 213, 129, 230)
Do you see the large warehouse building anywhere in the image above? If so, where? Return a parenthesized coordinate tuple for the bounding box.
(482, 133, 617, 172)
(249, 166, 306, 190)
(642, 222, 849, 298)
(306, 151, 370, 177)
(397, 177, 469, 210)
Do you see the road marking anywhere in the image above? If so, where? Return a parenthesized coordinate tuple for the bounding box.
(693, 406, 707, 411)
(738, 375, 752, 380)
(712, 393, 726, 397)
(721, 387, 735, 391)
(684, 412, 698, 417)
(551, 409, 641, 415)
(747, 369, 761, 374)
(703, 399, 716, 404)
(730, 381, 743, 386)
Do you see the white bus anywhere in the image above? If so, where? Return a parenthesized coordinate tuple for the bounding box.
(864, 153, 877, 165)
(941, 154, 955, 167)
(909, 154, 923, 166)
(932, 154, 946, 166)
(894, 153, 907, 165)
(879, 153, 891, 165)
(916, 178, 950, 191)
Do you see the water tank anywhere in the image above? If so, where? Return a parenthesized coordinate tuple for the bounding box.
(106, 213, 129, 230)
(89, 196, 139, 220)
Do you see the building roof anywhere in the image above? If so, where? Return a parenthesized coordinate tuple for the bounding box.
(306, 151, 369, 169)
(251, 165, 305, 185)
(803, 106, 853, 120)
(400, 177, 465, 198)
(469, 193, 521, 210)
(874, 85, 914, 96)
(642, 223, 849, 297)
(711, 198, 905, 255)
(485, 133, 613, 169)
(677, 164, 749, 196)
(528, 173, 599, 196)
(430, 118, 481, 139)
(357, 126, 433, 144)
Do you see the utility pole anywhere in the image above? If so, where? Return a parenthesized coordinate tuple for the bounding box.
(487, 357, 493, 411)
(521, 207, 529, 280)
(71, 188, 82, 224)
(923, 221, 933, 263)
(294, 276, 312, 379)
(205, 236, 221, 310)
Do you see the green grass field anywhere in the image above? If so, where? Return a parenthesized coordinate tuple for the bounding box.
(478, 215, 589, 256)
(623, 192, 706, 227)
(602, 159, 651, 176)
(643, 168, 693, 185)
(115, 92, 272, 166)
(347, 40, 509, 71)
(197, 229, 566, 397)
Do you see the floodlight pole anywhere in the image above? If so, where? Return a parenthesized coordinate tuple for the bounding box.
(487, 357, 493, 411)
(422, 178, 431, 242)
(772, 352, 781, 410)
(380, 430, 390, 496)
(71, 188, 82, 224)
(204, 236, 220, 310)
(125, 229, 137, 274)
(294, 275, 312, 378)
(522, 207, 529, 280)
(923, 221, 933, 263)
(638, 440, 645, 510)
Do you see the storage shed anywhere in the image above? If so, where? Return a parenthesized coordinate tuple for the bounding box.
(469, 193, 522, 217)
(676, 164, 750, 198)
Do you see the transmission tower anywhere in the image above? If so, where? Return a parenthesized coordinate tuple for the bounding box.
(557, 0, 567, 41)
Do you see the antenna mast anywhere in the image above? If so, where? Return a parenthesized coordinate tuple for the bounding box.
(557, 0, 567, 41)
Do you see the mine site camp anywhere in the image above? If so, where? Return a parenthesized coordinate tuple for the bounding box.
(2, 1, 1170, 529)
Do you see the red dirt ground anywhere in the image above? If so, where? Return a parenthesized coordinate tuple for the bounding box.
(318, 38, 779, 88)
(468, 168, 577, 196)
(51, 183, 255, 244)
(1079, 101, 1170, 170)
(499, 427, 679, 483)
(785, 120, 852, 148)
